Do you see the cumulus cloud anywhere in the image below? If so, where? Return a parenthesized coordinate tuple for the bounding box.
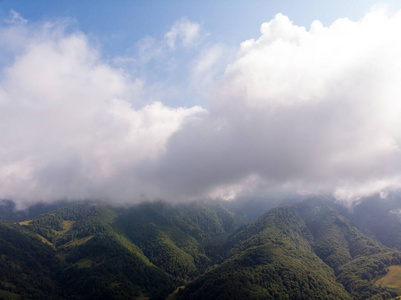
(2, 9, 401, 207)
(0, 19, 203, 207)
(150, 9, 401, 203)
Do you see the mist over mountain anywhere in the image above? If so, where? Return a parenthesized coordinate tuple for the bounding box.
(2, 3, 401, 299)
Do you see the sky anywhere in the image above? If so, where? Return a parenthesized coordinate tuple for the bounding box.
(1, 0, 401, 208)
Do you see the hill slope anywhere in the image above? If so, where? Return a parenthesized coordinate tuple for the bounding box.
(0, 221, 62, 299)
(179, 198, 401, 299)
(0, 201, 241, 299)
(2, 198, 401, 299)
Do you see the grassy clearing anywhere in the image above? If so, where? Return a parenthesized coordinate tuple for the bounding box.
(0, 289, 21, 300)
(376, 265, 401, 293)
(166, 286, 185, 300)
(75, 258, 93, 269)
(61, 235, 94, 248)
(35, 234, 54, 247)
(54, 220, 75, 235)
(18, 220, 32, 226)
(74, 257, 104, 269)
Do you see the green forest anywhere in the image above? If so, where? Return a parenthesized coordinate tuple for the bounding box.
(1, 197, 401, 299)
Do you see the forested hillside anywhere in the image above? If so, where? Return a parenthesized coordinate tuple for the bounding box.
(1, 197, 401, 299)
(178, 198, 401, 299)
(0, 201, 241, 299)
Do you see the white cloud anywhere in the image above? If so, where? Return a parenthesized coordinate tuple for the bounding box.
(151, 9, 401, 204)
(3, 9, 401, 207)
(165, 18, 200, 49)
(6, 10, 27, 25)
(0, 20, 203, 207)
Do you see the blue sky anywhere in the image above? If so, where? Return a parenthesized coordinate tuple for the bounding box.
(2, 0, 400, 58)
(1, 1, 401, 207)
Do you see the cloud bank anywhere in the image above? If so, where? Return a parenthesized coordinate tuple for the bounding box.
(0, 19, 203, 206)
(1, 9, 401, 207)
(151, 10, 401, 202)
